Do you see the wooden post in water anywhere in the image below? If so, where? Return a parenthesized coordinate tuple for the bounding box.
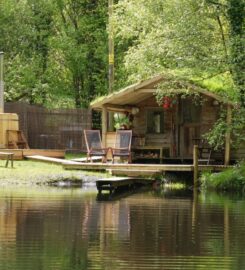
(102, 105, 107, 147)
(193, 145, 199, 187)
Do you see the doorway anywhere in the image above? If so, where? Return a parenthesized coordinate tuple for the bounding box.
(179, 98, 202, 158)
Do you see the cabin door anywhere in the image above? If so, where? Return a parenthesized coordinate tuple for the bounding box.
(179, 98, 202, 158)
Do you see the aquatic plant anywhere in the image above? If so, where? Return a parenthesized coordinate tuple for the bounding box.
(201, 162, 245, 192)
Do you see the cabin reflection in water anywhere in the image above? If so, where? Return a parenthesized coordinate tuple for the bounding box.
(0, 188, 244, 269)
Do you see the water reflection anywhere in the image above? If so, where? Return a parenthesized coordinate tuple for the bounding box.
(0, 186, 244, 270)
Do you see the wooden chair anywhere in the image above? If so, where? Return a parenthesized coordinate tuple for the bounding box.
(84, 130, 109, 163)
(111, 130, 132, 163)
(196, 139, 213, 165)
(7, 130, 30, 149)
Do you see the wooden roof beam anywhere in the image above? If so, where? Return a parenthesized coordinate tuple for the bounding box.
(104, 103, 137, 113)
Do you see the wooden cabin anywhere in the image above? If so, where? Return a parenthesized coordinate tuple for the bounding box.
(91, 75, 244, 165)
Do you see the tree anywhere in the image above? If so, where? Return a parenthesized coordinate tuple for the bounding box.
(226, 0, 245, 107)
(0, 0, 54, 105)
(52, 0, 108, 108)
(0, 0, 109, 108)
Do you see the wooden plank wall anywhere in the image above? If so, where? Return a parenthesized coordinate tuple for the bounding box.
(200, 97, 219, 135)
(133, 96, 173, 147)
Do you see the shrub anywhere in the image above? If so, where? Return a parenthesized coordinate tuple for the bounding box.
(201, 162, 245, 192)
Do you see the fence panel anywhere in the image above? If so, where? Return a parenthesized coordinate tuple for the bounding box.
(5, 102, 92, 151)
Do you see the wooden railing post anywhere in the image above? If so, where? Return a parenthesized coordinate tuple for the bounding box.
(193, 145, 199, 187)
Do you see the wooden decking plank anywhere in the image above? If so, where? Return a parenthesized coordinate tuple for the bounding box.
(26, 155, 82, 165)
(71, 156, 102, 162)
(107, 168, 162, 177)
(23, 149, 65, 158)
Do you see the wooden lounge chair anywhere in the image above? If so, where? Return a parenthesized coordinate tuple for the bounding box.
(84, 130, 109, 163)
(111, 130, 132, 163)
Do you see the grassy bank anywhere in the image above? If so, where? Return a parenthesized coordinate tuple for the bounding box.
(201, 162, 245, 192)
(0, 160, 104, 186)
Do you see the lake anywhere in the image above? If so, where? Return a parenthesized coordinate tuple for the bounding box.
(0, 185, 244, 270)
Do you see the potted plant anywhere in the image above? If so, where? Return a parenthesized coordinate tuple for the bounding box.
(114, 113, 130, 130)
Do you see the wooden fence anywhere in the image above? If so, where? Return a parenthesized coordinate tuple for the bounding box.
(5, 102, 93, 151)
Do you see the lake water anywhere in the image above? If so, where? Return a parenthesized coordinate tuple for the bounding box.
(0, 185, 244, 270)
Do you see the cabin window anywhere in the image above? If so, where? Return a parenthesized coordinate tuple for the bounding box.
(146, 109, 164, 134)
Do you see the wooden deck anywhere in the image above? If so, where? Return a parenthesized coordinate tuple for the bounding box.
(63, 161, 232, 173)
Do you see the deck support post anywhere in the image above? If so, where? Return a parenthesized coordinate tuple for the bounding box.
(102, 105, 108, 147)
(224, 104, 232, 165)
(193, 145, 199, 187)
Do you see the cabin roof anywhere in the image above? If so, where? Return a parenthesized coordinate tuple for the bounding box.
(91, 74, 233, 110)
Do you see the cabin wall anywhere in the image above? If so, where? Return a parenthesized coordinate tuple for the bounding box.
(132, 95, 223, 159)
(133, 96, 173, 147)
(200, 97, 220, 134)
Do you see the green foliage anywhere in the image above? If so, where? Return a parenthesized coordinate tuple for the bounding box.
(0, 0, 108, 108)
(113, 113, 130, 130)
(113, 0, 244, 104)
(204, 107, 245, 149)
(114, 0, 229, 82)
(201, 162, 245, 192)
(227, 0, 245, 106)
